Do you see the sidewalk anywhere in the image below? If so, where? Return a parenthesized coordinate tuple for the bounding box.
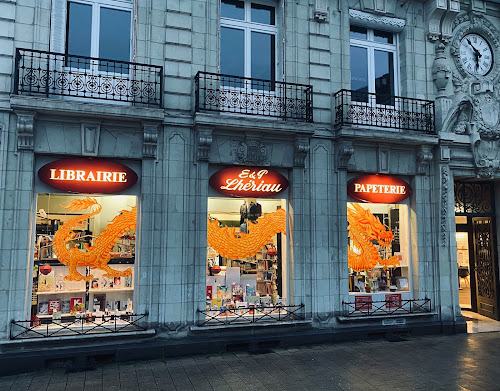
(1, 332, 499, 391)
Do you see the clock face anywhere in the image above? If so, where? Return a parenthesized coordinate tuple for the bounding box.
(459, 33, 493, 76)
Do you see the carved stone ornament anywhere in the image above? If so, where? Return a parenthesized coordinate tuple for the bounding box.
(425, 0, 460, 42)
(441, 165, 449, 246)
(81, 122, 101, 156)
(314, 0, 328, 22)
(450, 13, 500, 81)
(417, 146, 433, 175)
(348, 9, 405, 32)
(432, 42, 452, 97)
(143, 122, 159, 159)
(15, 110, 36, 151)
(232, 137, 270, 166)
(294, 136, 310, 168)
(336, 141, 354, 170)
(196, 128, 213, 162)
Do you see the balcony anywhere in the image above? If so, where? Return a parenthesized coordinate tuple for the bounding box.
(195, 72, 313, 122)
(334, 89, 435, 134)
(14, 48, 163, 107)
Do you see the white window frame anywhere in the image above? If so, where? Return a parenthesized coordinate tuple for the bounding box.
(349, 27, 400, 99)
(66, 0, 134, 64)
(220, 0, 278, 81)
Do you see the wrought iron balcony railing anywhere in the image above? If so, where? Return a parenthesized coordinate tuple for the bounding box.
(10, 313, 148, 340)
(334, 89, 435, 133)
(343, 298, 431, 317)
(195, 72, 313, 122)
(14, 48, 163, 107)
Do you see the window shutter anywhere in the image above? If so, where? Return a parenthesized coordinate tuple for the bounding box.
(50, 0, 67, 53)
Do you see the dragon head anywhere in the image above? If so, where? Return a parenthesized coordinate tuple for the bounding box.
(347, 203, 394, 247)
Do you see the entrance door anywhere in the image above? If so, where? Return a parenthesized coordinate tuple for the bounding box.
(472, 217, 499, 320)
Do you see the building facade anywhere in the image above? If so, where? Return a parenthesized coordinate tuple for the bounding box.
(1, 0, 500, 371)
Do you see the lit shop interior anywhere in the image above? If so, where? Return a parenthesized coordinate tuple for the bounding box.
(206, 197, 287, 316)
(32, 194, 137, 323)
(347, 202, 410, 297)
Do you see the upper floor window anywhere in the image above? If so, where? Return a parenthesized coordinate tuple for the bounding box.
(66, 0, 133, 70)
(220, 0, 277, 83)
(350, 26, 398, 105)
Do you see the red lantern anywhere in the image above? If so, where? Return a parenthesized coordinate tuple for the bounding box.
(211, 265, 221, 274)
(267, 247, 277, 257)
(40, 264, 52, 275)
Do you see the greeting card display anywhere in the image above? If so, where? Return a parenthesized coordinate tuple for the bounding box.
(48, 299, 61, 314)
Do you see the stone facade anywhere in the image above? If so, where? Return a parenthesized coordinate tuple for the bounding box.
(1, 0, 500, 361)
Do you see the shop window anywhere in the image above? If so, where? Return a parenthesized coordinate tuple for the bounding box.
(66, 0, 133, 71)
(206, 197, 287, 319)
(31, 194, 137, 324)
(349, 25, 397, 104)
(347, 202, 410, 295)
(220, 0, 277, 88)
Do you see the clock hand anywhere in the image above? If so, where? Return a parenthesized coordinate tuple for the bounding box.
(467, 38, 483, 58)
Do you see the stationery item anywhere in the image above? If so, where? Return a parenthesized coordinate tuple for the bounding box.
(48, 299, 61, 314)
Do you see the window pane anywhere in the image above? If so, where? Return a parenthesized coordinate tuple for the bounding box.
(99, 7, 131, 72)
(221, 26, 244, 86)
(374, 50, 394, 104)
(251, 32, 275, 88)
(221, 0, 244, 20)
(67, 2, 92, 69)
(374, 30, 393, 44)
(350, 46, 368, 102)
(350, 25, 367, 40)
(251, 3, 275, 25)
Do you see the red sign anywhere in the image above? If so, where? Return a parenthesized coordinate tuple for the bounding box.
(38, 159, 138, 194)
(385, 294, 402, 309)
(209, 167, 288, 198)
(355, 295, 373, 310)
(347, 175, 411, 203)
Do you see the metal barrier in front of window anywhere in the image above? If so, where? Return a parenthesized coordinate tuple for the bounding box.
(198, 304, 305, 326)
(14, 48, 163, 107)
(342, 298, 431, 317)
(10, 312, 148, 340)
(195, 71, 313, 122)
(334, 89, 435, 133)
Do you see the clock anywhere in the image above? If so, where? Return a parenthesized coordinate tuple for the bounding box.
(459, 33, 493, 76)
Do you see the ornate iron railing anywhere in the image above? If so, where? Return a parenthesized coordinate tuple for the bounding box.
(10, 313, 148, 340)
(195, 72, 313, 122)
(343, 298, 431, 317)
(14, 48, 163, 107)
(198, 304, 305, 326)
(454, 182, 495, 215)
(334, 89, 435, 133)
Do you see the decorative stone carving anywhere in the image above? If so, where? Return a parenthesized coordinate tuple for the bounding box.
(417, 146, 433, 175)
(15, 110, 36, 151)
(441, 165, 449, 246)
(348, 9, 405, 32)
(81, 122, 101, 156)
(233, 137, 269, 166)
(425, 0, 460, 42)
(470, 0, 486, 14)
(294, 137, 310, 168)
(336, 141, 354, 170)
(143, 122, 159, 159)
(196, 127, 213, 162)
(313, 0, 328, 22)
(432, 42, 451, 97)
(359, 0, 396, 15)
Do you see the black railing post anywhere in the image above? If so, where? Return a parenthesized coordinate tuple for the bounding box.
(194, 71, 200, 112)
(13, 49, 20, 95)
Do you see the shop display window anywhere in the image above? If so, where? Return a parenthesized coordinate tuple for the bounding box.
(347, 202, 410, 294)
(206, 197, 287, 319)
(31, 194, 137, 325)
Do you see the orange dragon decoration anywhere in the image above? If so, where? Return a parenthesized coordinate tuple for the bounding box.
(53, 197, 136, 281)
(347, 203, 400, 271)
(207, 208, 286, 259)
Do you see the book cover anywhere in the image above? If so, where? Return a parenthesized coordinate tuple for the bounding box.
(91, 278, 99, 289)
(232, 284, 244, 302)
(70, 297, 84, 312)
(211, 298, 222, 309)
(113, 277, 122, 287)
(206, 285, 213, 299)
(217, 285, 228, 299)
(124, 276, 132, 287)
(48, 299, 61, 314)
(245, 284, 256, 296)
(246, 296, 260, 306)
(61, 300, 71, 314)
(38, 302, 49, 315)
(52, 311, 62, 324)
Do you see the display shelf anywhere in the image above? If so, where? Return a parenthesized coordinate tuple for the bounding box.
(37, 289, 86, 295)
(89, 288, 134, 293)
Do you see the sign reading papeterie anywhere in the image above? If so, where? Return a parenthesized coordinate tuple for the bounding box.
(209, 167, 288, 198)
(38, 158, 138, 194)
(347, 174, 411, 203)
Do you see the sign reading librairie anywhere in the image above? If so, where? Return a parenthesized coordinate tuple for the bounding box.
(209, 167, 288, 198)
(38, 159, 138, 194)
(347, 174, 411, 203)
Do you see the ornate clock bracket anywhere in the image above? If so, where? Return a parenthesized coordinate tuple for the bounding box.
(425, 0, 460, 43)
